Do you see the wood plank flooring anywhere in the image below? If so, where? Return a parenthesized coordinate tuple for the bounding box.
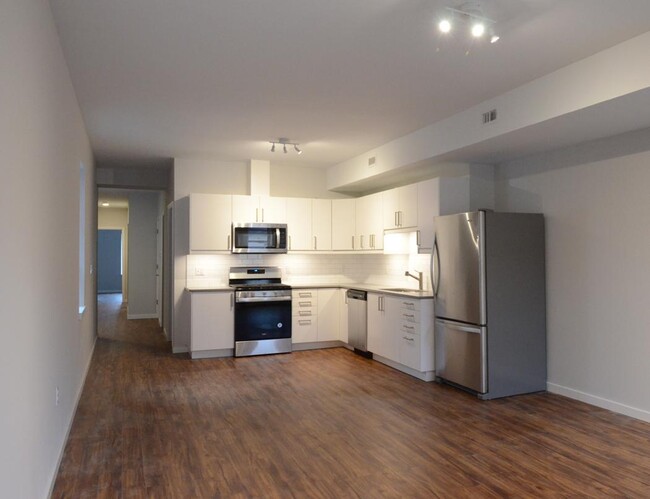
(53, 295, 650, 497)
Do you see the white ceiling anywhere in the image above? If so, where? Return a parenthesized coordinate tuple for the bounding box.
(50, 0, 650, 169)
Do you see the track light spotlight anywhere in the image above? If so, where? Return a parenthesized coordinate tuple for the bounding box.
(471, 22, 485, 37)
(269, 138, 303, 154)
(438, 19, 451, 33)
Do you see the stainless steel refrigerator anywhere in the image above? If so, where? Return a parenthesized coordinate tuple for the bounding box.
(431, 210, 546, 399)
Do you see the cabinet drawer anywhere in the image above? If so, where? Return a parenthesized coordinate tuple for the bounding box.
(399, 299, 420, 312)
(399, 330, 421, 370)
(292, 317, 317, 343)
(400, 310, 420, 324)
(293, 290, 315, 299)
(400, 323, 419, 335)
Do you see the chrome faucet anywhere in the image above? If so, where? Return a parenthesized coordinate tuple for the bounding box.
(405, 270, 423, 291)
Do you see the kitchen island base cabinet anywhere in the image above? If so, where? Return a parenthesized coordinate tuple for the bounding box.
(190, 291, 234, 359)
(368, 293, 434, 381)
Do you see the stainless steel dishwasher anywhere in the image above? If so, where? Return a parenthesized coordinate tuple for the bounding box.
(346, 289, 371, 358)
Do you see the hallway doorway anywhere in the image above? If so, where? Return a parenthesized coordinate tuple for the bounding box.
(97, 229, 123, 293)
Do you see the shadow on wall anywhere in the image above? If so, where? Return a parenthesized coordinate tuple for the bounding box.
(497, 126, 650, 181)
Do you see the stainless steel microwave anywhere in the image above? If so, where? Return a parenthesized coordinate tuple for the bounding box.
(231, 223, 288, 254)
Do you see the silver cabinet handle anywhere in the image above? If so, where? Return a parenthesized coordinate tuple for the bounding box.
(227, 234, 231, 250)
(299, 310, 312, 316)
(299, 320, 312, 325)
(230, 293, 234, 310)
(299, 301, 312, 307)
(416, 230, 420, 247)
(402, 336, 415, 342)
(314, 236, 317, 250)
(289, 235, 292, 250)
(403, 325, 415, 330)
(352, 236, 355, 249)
(360, 235, 364, 249)
(298, 292, 312, 298)
(255, 207, 259, 222)
(261, 207, 264, 222)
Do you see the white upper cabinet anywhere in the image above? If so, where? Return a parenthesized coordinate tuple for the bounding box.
(312, 199, 332, 251)
(189, 193, 232, 252)
(355, 192, 383, 250)
(286, 198, 312, 251)
(331, 199, 356, 250)
(383, 184, 418, 230)
(232, 195, 286, 223)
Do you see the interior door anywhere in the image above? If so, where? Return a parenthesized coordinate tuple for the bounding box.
(97, 229, 122, 293)
(433, 211, 485, 325)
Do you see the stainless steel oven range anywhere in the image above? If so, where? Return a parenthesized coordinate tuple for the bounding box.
(229, 266, 292, 357)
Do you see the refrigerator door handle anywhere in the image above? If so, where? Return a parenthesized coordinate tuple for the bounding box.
(436, 318, 482, 334)
(431, 233, 440, 298)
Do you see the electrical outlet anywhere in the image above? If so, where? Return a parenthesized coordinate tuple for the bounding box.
(55, 387, 60, 406)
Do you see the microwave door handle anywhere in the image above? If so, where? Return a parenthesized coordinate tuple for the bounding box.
(276, 228, 280, 249)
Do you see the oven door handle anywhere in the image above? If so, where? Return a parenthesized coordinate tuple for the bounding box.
(236, 296, 292, 303)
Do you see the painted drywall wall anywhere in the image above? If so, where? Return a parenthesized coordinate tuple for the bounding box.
(269, 163, 350, 199)
(127, 192, 162, 318)
(327, 31, 650, 191)
(0, 1, 95, 497)
(495, 127, 650, 422)
(98, 207, 129, 300)
(174, 158, 249, 200)
(174, 157, 350, 200)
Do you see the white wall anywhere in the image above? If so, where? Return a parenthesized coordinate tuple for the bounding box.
(98, 207, 129, 300)
(495, 128, 650, 422)
(127, 192, 162, 318)
(174, 157, 350, 200)
(0, 1, 95, 497)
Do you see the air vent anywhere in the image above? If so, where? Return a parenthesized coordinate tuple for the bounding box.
(482, 109, 497, 124)
(368, 156, 376, 167)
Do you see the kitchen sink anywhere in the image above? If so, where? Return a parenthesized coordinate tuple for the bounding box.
(380, 288, 420, 293)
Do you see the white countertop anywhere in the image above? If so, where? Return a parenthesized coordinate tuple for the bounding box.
(186, 281, 433, 299)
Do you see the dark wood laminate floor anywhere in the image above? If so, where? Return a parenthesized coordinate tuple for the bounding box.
(53, 295, 650, 497)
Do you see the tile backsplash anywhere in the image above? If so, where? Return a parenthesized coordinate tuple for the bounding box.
(186, 252, 432, 290)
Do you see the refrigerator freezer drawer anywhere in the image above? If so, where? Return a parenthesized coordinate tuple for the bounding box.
(435, 319, 487, 393)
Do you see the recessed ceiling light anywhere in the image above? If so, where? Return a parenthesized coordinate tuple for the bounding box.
(490, 34, 500, 43)
(101, 202, 110, 207)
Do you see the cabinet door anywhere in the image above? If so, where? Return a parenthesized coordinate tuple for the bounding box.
(399, 184, 418, 228)
(355, 196, 370, 250)
(367, 293, 385, 356)
(259, 196, 286, 223)
(382, 296, 400, 362)
(312, 199, 332, 251)
(367, 192, 383, 250)
(232, 195, 259, 223)
(286, 198, 312, 250)
(382, 187, 400, 229)
(191, 292, 234, 351)
(189, 193, 232, 251)
(317, 289, 339, 341)
(339, 289, 349, 343)
(332, 199, 355, 250)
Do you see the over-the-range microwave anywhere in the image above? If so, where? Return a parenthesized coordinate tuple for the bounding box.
(231, 223, 288, 254)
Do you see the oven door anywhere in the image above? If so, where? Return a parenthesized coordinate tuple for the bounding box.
(234, 299, 292, 342)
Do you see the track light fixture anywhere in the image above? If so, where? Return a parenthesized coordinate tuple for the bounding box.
(269, 138, 302, 154)
(437, 4, 498, 43)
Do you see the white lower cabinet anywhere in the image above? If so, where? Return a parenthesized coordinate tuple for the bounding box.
(339, 289, 349, 343)
(190, 291, 234, 357)
(369, 293, 434, 381)
(292, 288, 340, 344)
(292, 289, 318, 343)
